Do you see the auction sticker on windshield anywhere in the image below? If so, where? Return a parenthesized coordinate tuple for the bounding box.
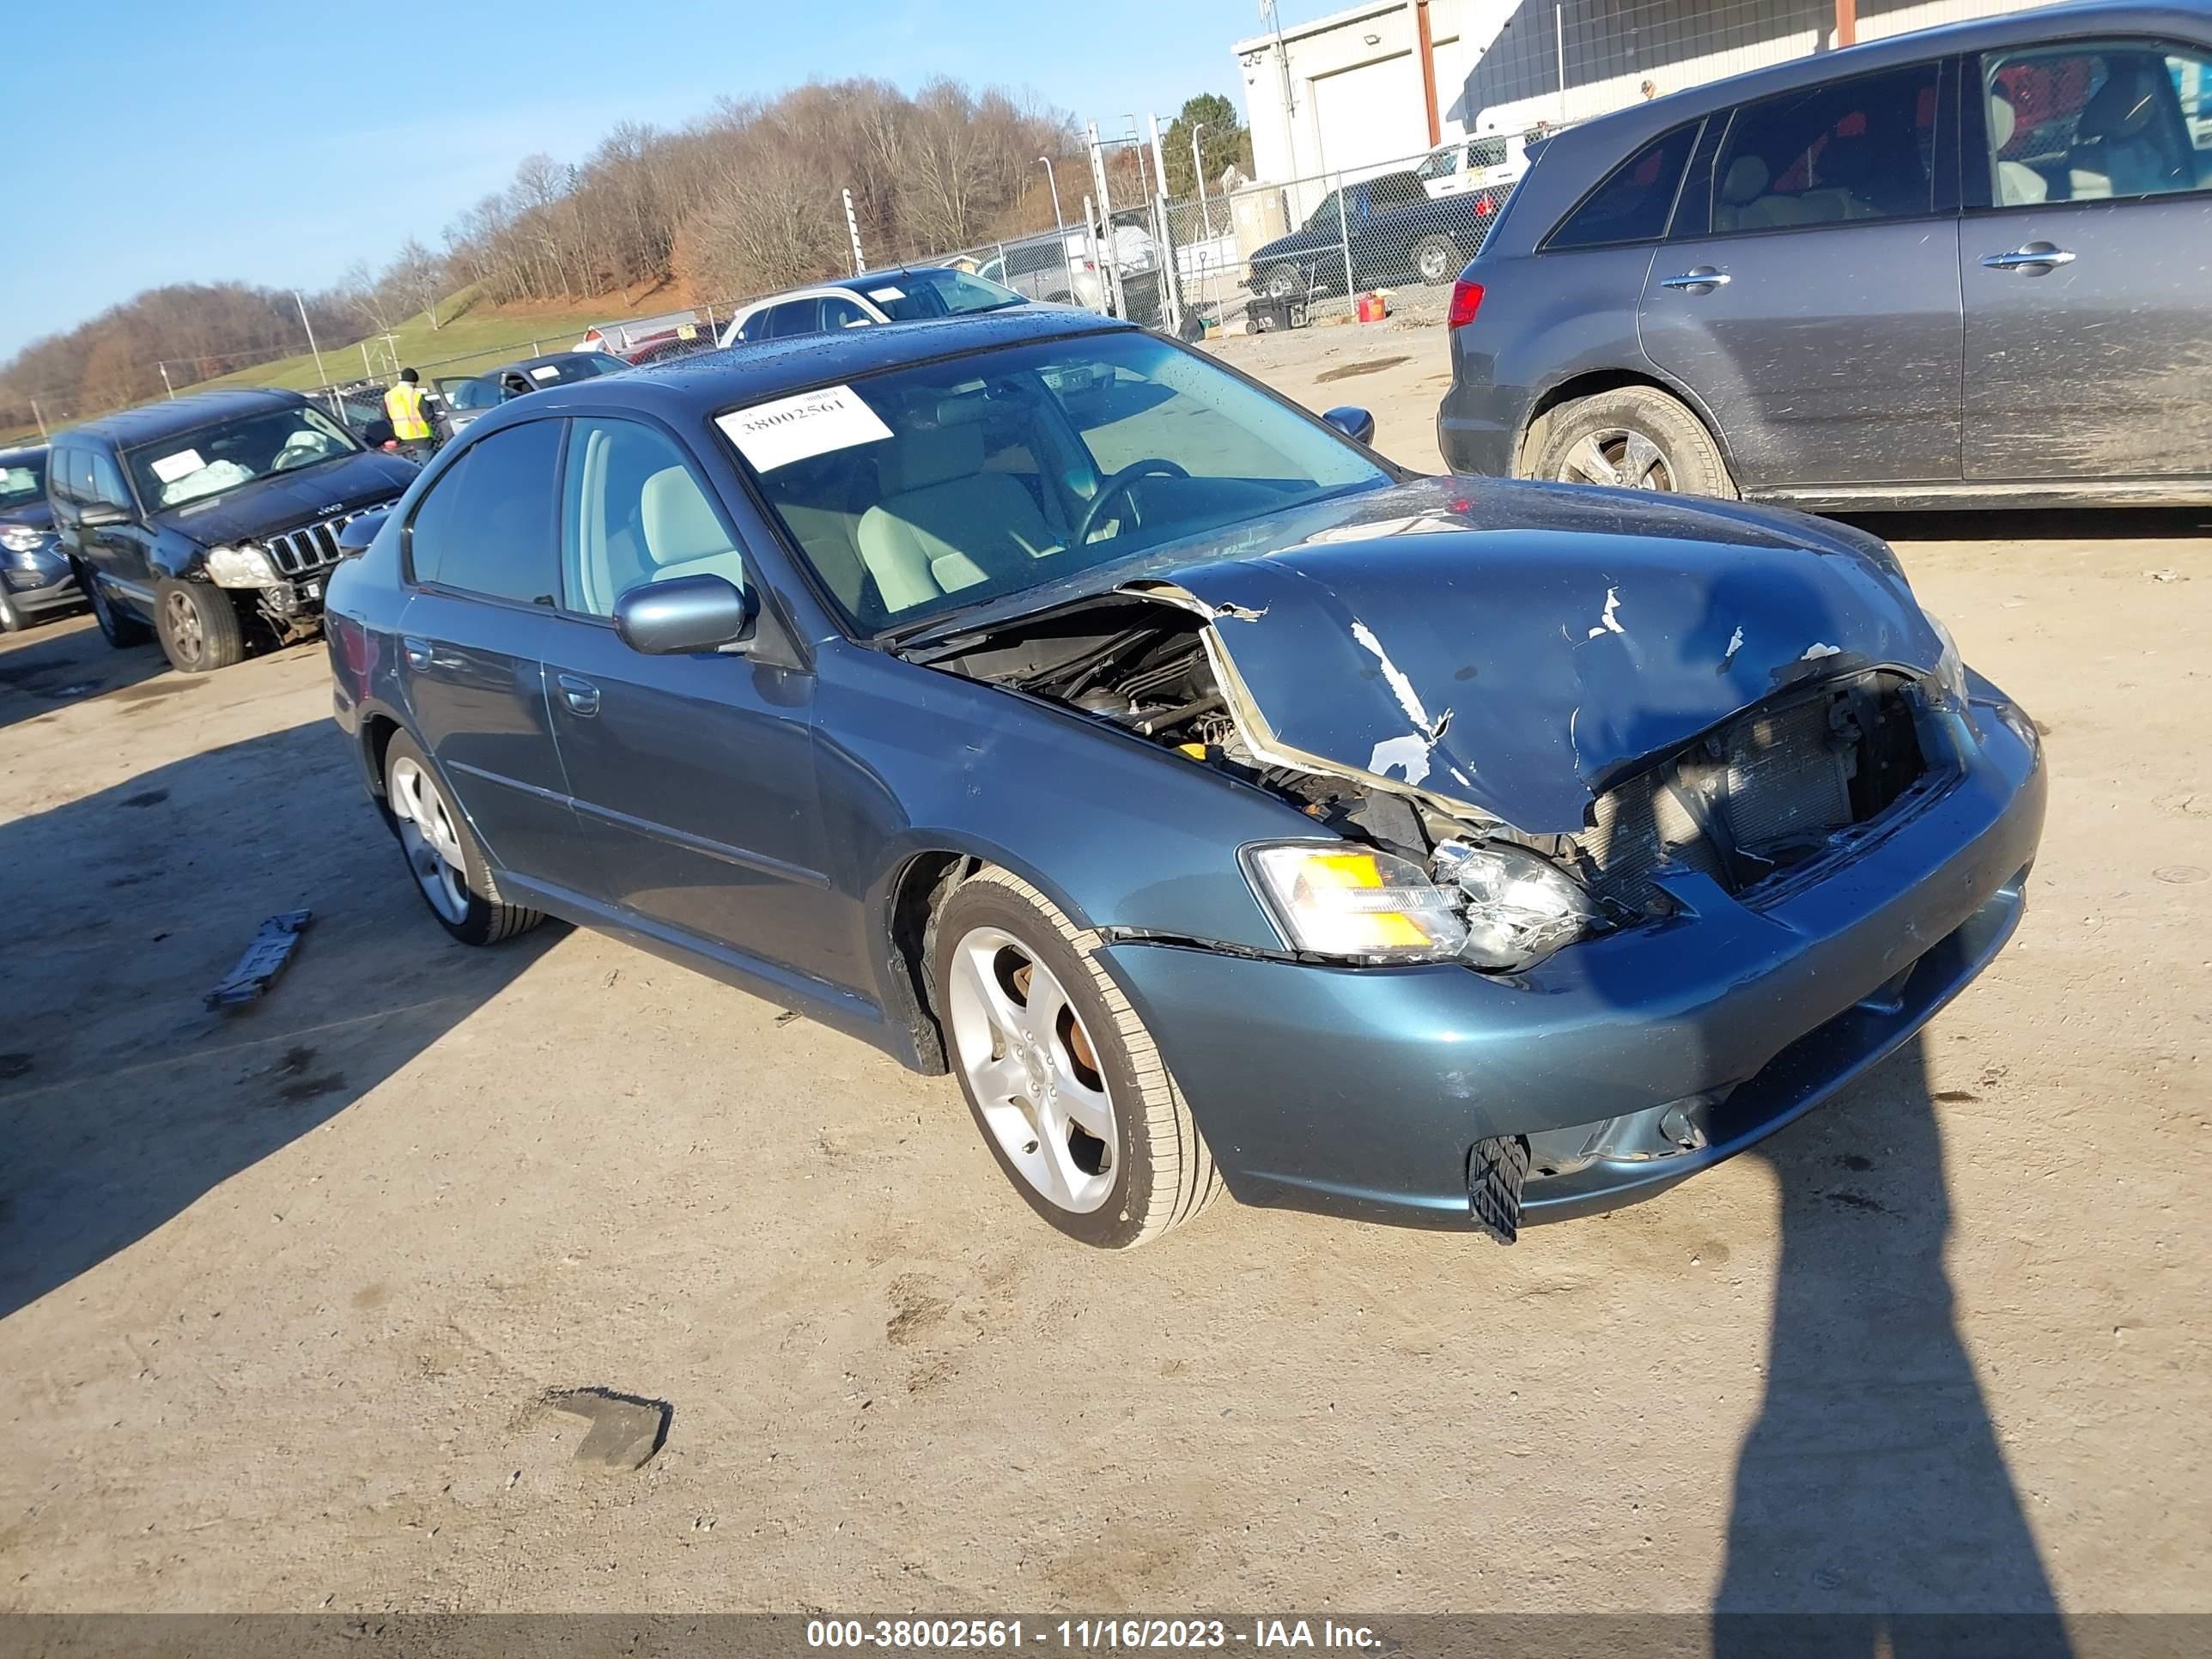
(717, 385, 892, 473)
(149, 449, 204, 484)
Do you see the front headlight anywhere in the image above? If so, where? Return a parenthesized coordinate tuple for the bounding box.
(204, 544, 281, 588)
(1243, 842, 1467, 963)
(1923, 610, 1967, 706)
(1432, 841, 1598, 972)
(0, 526, 49, 554)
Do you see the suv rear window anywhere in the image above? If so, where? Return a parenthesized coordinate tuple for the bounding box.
(1546, 122, 1701, 249)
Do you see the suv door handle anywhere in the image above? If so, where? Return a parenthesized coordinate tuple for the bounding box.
(556, 674, 600, 717)
(1980, 242, 2075, 272)
(1659, 267, 1731, 292)
(401, 635, 433, 670)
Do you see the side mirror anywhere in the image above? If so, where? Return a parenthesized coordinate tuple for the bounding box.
(613, 574, 757, 655)
(1322, 406, 1376, 446)
(336, 509, 389, 558)
(77, 502, 132, 528)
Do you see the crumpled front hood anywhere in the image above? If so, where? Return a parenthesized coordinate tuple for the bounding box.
(156, 452, 416, 545)
(1146, 477, 1944, 834)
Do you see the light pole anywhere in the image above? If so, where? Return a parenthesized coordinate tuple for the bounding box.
(293, 289, 328, 390)
(1191, 121, 1213, 238)
(1040, 155, 1082, 307)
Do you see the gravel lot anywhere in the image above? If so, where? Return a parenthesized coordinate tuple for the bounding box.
(1, 329, 2206, 1618)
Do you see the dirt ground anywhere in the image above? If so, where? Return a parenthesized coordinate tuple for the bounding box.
(1, 331, 2206, 1620)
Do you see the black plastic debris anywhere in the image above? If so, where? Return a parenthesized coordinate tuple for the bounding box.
(204, 910, 313, 1010)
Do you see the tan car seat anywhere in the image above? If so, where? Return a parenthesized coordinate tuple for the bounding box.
(640, 465, 748, 587)
(1988, 89, 2051, 204)
(854, 410, 1059, 614)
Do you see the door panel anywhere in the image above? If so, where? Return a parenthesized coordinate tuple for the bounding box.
(397, 591, 586, 887)
(541, 620, 848, 986)
(1638, 221, 1964, 489)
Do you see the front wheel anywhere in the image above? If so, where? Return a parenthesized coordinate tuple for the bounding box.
(1410, 234, 1460, 285)
(381, 732, 544, 946)
(154, 577, 245, 673)
(931, 866, 1220, 1249)
(0, 592, 21, 634)
(1527, 386, 1736, 498)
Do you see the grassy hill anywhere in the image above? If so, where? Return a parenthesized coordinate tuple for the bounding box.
(204, 289, 676, 394)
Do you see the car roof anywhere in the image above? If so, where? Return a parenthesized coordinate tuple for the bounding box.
(472, 307, 1134, 429)
(0, 443, 47, 463)
(498, 350, 623, 374)
(58, 386, 309, 448)
(735, 264, 966, 313)
(1497, 0, 2210, 245)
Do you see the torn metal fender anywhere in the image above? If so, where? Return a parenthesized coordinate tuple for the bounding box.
(1136, 514, 1944, 835)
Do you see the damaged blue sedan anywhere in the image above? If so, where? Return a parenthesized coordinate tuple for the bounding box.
(325, 307, 2045, 1248)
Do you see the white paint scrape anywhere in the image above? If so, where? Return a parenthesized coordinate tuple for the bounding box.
(1586, 586, 1626, 639)
(1350, 617, 1448, 787)
(1802, 642, 1842, 660)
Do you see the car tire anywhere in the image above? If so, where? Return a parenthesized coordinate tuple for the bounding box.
(82, 570, 153, 648)
(0, 592, 21, 634)
(153, 577, 246, 673)
(930, 865, 1221, 1249)
(1528, 386, 1737, 498)
(1261, 265, 1302, 302)
(380, 732, 544, 947)
(1410, 234, 1460, 285)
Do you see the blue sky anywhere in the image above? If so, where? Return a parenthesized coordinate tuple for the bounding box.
(3, 0, 1340, 362)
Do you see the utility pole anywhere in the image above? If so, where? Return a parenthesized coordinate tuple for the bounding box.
(29, 398, 47, 439)
(1039, 156, 1081, 307)
(1191, 122, 1213, 237)
(842, 188, 866, 275)
(158, 363, 176, 400)
(294, 290, 329, 390)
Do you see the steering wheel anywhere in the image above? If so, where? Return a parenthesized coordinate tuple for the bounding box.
(1073, 459, 1189, 545)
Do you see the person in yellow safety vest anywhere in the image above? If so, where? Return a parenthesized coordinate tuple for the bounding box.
(383, 368, 438, 461)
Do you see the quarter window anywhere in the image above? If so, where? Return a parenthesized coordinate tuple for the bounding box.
(819, 295, 873, 330)
(1547, 122, 1700, 248)
(561, 417, 744, 617)
(410, 420, 564, 605)
(1713, 63, 1940, 233)
(1981, 40, 2210, 206)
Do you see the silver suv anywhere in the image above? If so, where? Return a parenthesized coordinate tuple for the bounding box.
(1437, 0, 2212, 510)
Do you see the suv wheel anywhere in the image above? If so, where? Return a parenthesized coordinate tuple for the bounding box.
(0, 592, 21, 634)
(1410, 234, 1459, 285)
(154, 577, 245, 673)
(1528, 386, 1736, 498)
(82, 571, 153, 648)
(381, 732, 544, 946)
(931, 865, 1221, 1249)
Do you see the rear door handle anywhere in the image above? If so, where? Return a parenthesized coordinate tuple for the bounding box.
(1659, 267, 1730, 291)
(401, 635, 432, 671)
(557, 673, 600, 717)
(1980, 243, 2075, 272)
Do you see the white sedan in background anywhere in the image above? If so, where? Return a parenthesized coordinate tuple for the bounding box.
(716, 266, 1026, 346)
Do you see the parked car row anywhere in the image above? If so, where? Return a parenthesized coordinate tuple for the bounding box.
(1437, 0, 2212, 509)
(0, 444, 79, 632)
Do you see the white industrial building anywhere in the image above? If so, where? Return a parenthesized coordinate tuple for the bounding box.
(1236, 0, 2063, 184)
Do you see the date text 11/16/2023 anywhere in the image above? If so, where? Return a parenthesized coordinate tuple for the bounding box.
(805, 1620, 1382, 1650)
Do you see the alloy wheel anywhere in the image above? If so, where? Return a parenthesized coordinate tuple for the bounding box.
(387, 756, 471, 924)
(163, 589, 205, 664)
(1555, 428, 1674, 490)
(945, 926, 1118, 1214)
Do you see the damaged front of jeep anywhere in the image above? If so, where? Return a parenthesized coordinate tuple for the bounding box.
(894, 477, 2045, 1241)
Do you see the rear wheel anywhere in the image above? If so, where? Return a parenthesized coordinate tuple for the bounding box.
(1410, 234, 1460, 285)
(154, 577, 245, 673)
(83, 571, 153, 648)
(1528, 386, 1736, 498)
(381, 732, 544, 946)
(931, 866, 1220, 1249)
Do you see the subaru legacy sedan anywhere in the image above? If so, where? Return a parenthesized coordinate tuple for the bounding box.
(1437, 0, 2212, 509)
(325, 308, 2044, 1249)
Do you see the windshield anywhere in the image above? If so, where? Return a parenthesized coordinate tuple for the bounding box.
(440, 376, 502, 410)
(862, 270, 1025, 322)
(0, 454, 46, 511)
(725, 331, 1389, 635)
(126, 405, 362, 509)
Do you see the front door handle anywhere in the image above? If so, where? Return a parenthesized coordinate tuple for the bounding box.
(1659, 267, 1731, 292)
(557, 673, 600, 717)
(401, 635, 432, 671)
(1980, 242, 2075, 272)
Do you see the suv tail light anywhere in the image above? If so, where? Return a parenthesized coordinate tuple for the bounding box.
(1447, 279, 1486, 329)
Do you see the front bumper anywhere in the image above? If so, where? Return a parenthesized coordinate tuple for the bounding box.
(2, 556, 84, 616)
(1098, 693, 2045, 1232)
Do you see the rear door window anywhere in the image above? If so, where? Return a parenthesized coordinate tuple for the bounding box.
(1980, 40, 2210, 205)
(410, 420, 564, 605)
(1712, 63, 1942, 233)
(1546, 121, 1701, 248)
